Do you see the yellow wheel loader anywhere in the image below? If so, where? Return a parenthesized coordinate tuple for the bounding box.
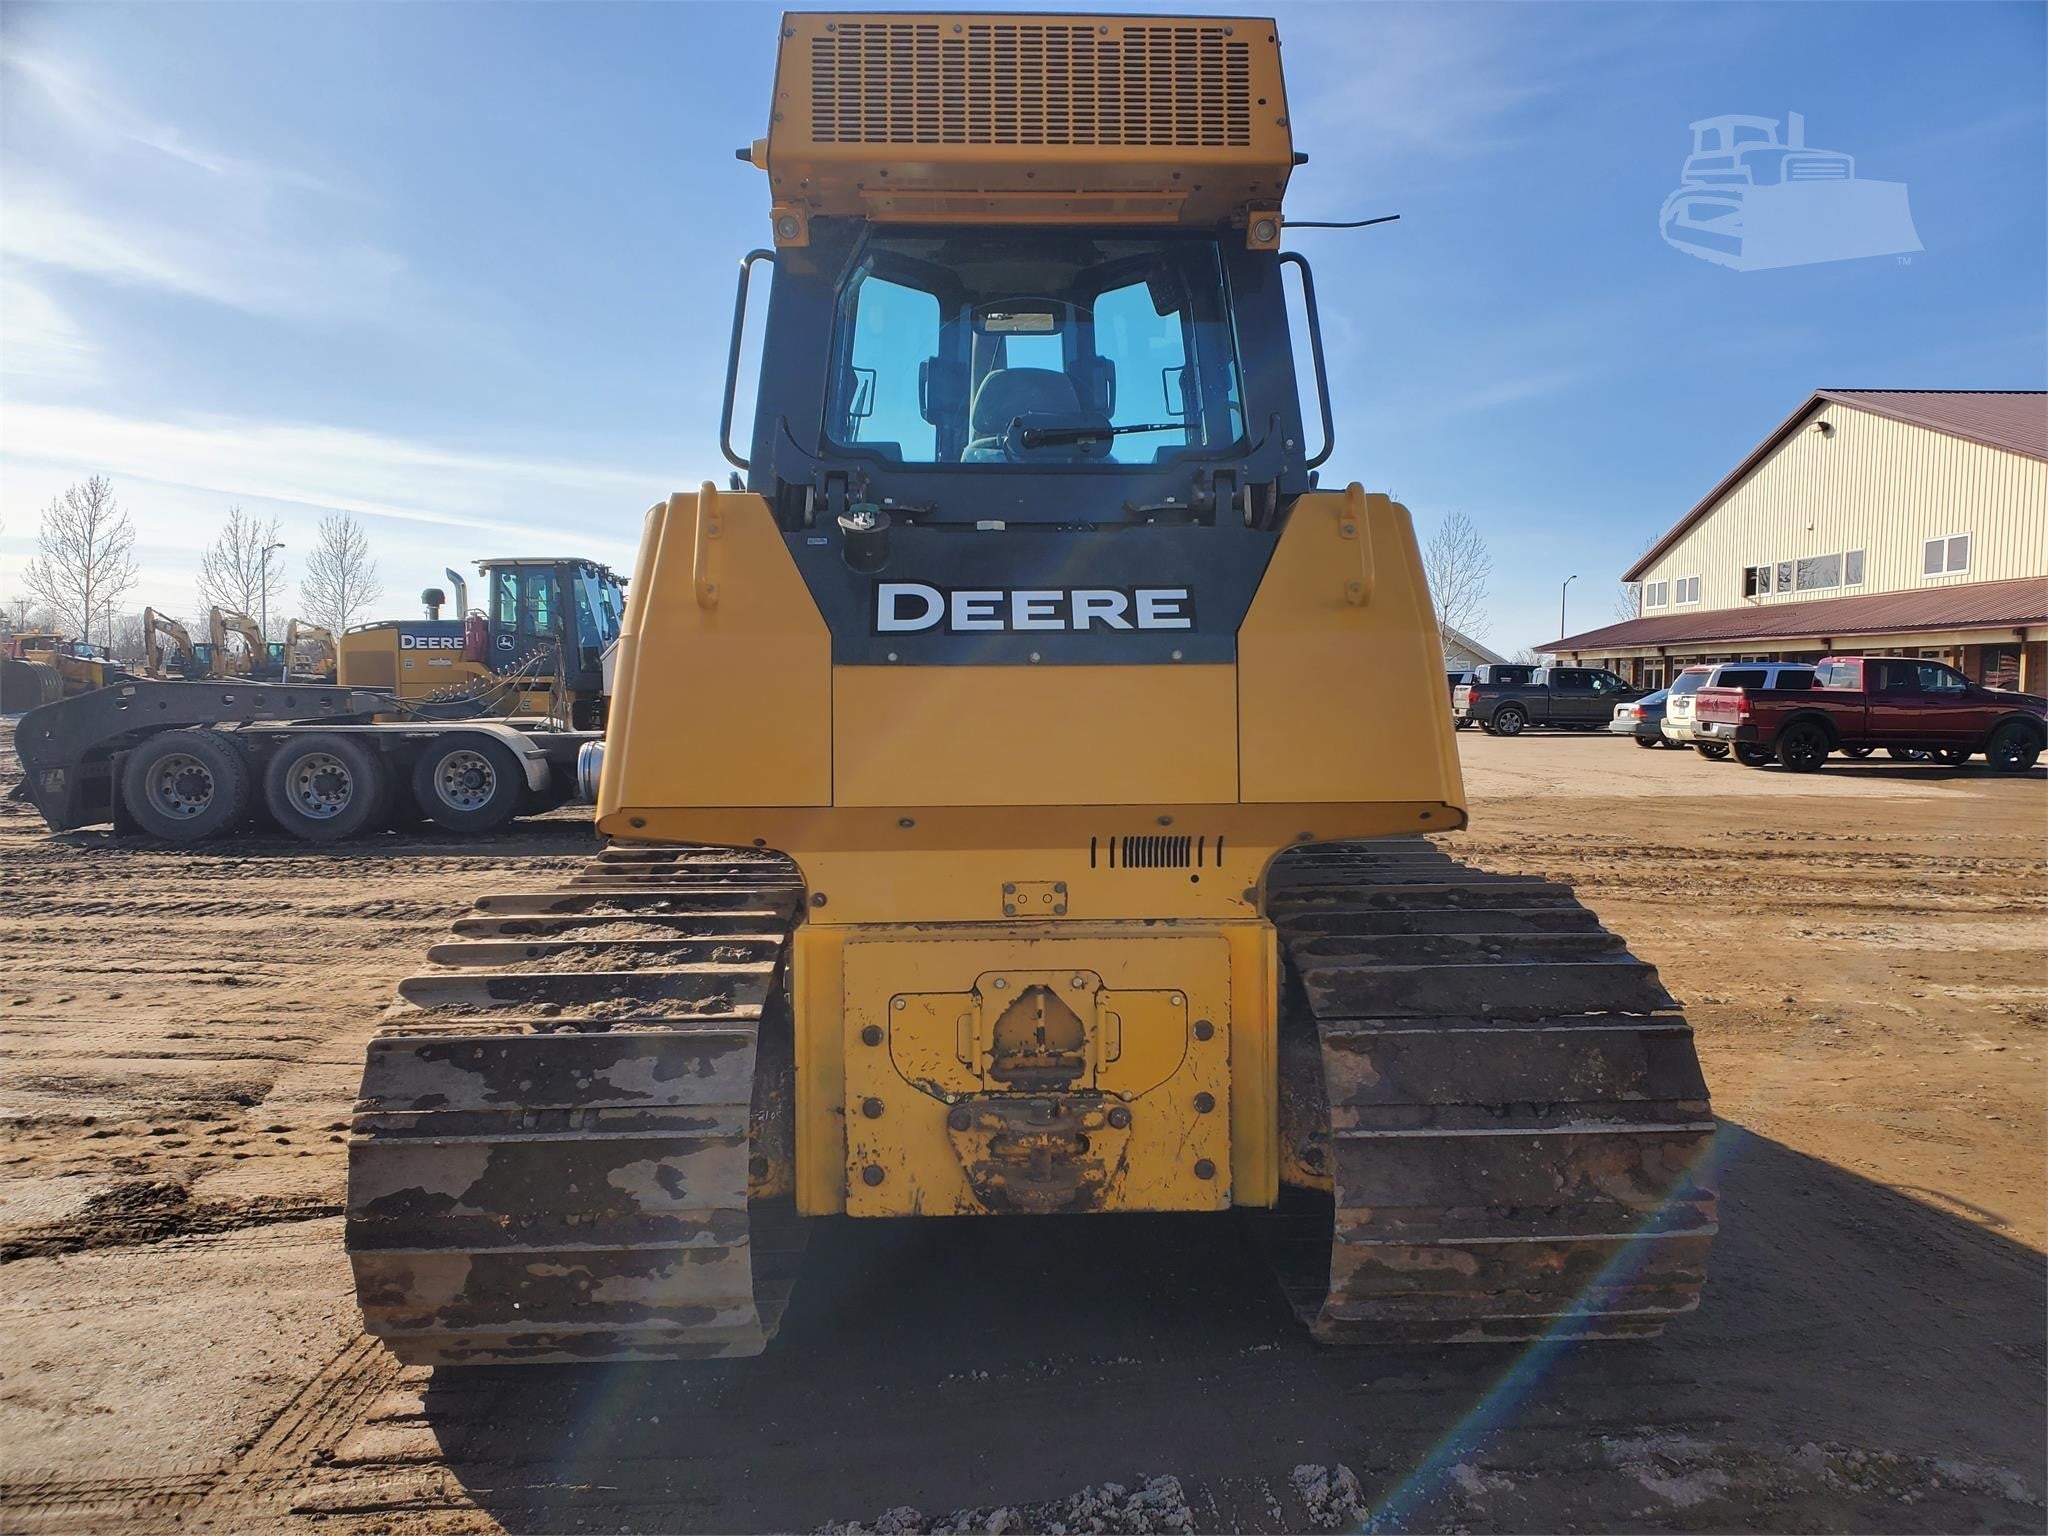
(346, 10, 1715, 1365)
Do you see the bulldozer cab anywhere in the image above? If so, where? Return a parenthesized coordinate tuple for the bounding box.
(737, 224, 1321, 531)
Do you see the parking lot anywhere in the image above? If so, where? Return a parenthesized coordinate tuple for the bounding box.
(1, 722, 2042, 1534)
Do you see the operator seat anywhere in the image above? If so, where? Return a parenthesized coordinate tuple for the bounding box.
(961, 367, 1106, 462)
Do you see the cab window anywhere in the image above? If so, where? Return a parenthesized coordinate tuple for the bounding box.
(493, 569, 520, 627)
(521, 570, 554, 634)
(828, 230, 1245, 468)
(1917, 662, 1965, 693)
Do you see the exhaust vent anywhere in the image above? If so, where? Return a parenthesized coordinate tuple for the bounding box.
(1091, 835, 1224, 870)
(808, 21, 1254, 149)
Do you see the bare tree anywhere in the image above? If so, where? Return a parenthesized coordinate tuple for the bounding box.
(1511, 647, 1545, 665)
(297, 512, 383, 633)
(1615, 535, 1655, 622)
(196, 507, 287, 636)
(107, 611, 150, 663)
(5, 595, 51, 632)
(1420, 508, 1492, 651)
(23, 476, 138, 647)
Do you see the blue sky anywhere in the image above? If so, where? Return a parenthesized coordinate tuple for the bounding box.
(2, 1, 2042, 649)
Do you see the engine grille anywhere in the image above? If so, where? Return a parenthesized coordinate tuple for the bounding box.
(808, 20, 1254, 149)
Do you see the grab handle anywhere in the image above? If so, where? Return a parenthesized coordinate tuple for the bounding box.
(1340, 484, 1375, 606)
(692, 483, 723, 609)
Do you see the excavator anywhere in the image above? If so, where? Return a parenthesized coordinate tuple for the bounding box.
(346, 11, 1716, 1365)
(284, 620, 338, 683)
(141, 609, 204, 680)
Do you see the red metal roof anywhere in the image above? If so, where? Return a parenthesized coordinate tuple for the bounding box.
(1623, 390, 2048, 582)
(1542, 574, 2048, 654)
(1823, 390, 2048, 460)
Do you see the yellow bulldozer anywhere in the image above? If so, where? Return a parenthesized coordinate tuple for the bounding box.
(345, 10, 1715, 1365)
(1, 629, 124, 708)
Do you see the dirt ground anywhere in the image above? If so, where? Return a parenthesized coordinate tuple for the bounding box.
(2, 720, 2042, 1535)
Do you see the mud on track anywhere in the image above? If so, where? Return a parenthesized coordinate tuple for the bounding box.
(1, 723, 2043, 1533)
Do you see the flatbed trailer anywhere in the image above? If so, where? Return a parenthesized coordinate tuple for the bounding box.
(12, 677, 599, 843)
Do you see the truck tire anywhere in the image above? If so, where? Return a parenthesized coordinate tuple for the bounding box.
(1734, 744, 1773, 768)
(1694, 742, 1729, 761)
(1490, 704, 1528, 736)
(411, 735, 524, 834)
(120, 730, 250, 842)
(1840, 745, 1874, 759)
(1932, 748, 1971, 767)
(1776, 721, 1831, 773)
(1888, 748, 1931, 762)
(263, 733, 389, 842)
(1632, 734, 1659, 749)
(1985, 722, 2041, 774)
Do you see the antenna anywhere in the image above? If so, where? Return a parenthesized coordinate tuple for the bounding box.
(1284, 214, 1402, 231)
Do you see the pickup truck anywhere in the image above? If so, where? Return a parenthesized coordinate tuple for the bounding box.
(1693, 655, 2045, 773)
(1452, 664, 1643, 735)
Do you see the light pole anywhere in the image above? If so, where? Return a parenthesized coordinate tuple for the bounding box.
(1559, 574, 1578, 649)
(260, 542, 286, 653)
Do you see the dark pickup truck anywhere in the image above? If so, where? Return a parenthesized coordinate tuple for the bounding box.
(1452, 663, 1644, 735)
(1693, 655, 2045, 772)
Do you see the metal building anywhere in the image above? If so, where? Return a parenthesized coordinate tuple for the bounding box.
(1543, 390, 2048, 691)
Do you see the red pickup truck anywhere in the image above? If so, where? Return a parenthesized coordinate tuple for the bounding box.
(1692, 655, 2044, 773)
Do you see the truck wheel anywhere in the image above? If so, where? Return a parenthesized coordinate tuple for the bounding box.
(1632, 734, 1659, 749)
(1932, 748, 1971, 767)
(1776, 722, 1830, 773)
(1985, 722, 2041, 774)
(411, 736, 524, 834)
(1840, 745, 1874, 759)
(1734, 745, 1773, 768)
(1491, 705, 1528, 736)
(120, 730, 250, 842)
(1888, 747, 1932, 762)
(1694, 742, 1729, 760)
(263, 733, 389, 842)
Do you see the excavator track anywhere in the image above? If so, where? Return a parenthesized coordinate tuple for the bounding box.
(345, 844, 807, 1366)
(1264, 838, 1717, 1344)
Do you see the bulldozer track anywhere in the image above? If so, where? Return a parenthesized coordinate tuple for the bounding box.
(344, 844, 808, 1366)
(1264, 838, 1717, 1344)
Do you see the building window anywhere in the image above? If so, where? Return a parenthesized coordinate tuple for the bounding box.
(1672, 575, 1701, 604)
(1743, 564, 1772, 597)
(1844, 549, 1865, 585)
(1923, 533, 1970, 576)
(1776, 560, 1793, 592)
(1644, 581, 1669, 608)
(1795, 553, 1843, 592)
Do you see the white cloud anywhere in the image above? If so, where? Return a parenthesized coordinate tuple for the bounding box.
(6, 48, 326, 189)
(1, 187, 406, 323)
(0, 274, 99, 389)
(0, 402, 671, 537)
(1, 47, 405, 326)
